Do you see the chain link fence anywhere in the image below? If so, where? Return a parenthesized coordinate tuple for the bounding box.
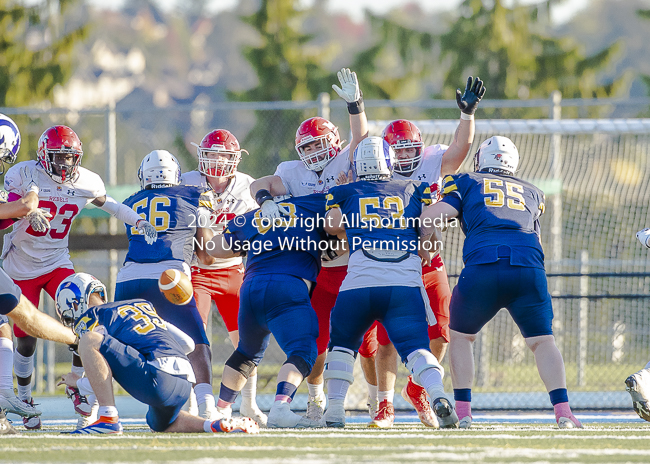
(3, 96, 650, 411)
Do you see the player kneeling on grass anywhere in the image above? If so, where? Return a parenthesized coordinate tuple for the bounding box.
(54, 273, 258, 434)
(205, 193, 331, 428)
(625, 228, 650, 422)
(420, 136, 582, 429)
(322, 136, 458, 429)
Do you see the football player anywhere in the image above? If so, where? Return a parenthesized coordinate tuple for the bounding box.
(0, 114, 50, 423)
(321, 136, 458, 429)
(2, 124, 157, 429)
(180, 130, 264, 424)
(115, 150, 220, 419)
(624, 228, 650, 422)
(364, 77, 486, 428)
(249, 68, 375, 421)
(54, 273, 259, 434)
(420, 136, 582, 429)
(206, 193, 329, 428)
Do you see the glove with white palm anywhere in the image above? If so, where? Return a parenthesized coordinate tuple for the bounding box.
(136, 219, 158, 245)
(636, 228, 650, 248)
(26, 208, 52, 233)
(332, 68, 364, 114)
(19, 165, 40, 195)
(260, 199, 290, 221)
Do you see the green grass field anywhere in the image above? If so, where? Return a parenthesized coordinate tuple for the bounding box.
(3, 423, 650, 463)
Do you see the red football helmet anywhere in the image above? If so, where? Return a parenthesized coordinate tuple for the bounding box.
(192, 129, 246, 178)
(37, 125, 83, 183)
(381, 120, 424, 174)
(295, 117, 341, 171)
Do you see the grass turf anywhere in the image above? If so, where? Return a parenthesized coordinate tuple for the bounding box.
(3, 423, 650, 463)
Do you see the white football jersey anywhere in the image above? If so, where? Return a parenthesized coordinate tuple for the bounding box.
(274, 146, 351, 197)
(181, 170, 257, 270)
(274, 146, 351, 267)
(393, 144, 447, 202)
(2, 161, 106, 280)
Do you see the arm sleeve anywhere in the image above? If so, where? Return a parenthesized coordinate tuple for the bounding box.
(166, 322, 196, 355)
(76, 377, 95, 396)
(99, 195, 144, 226)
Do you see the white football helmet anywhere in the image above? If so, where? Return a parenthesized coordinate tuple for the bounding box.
(55, 273, 107, 327)
(138, 150, 181, 189)
(354, 136, 396, 180)
(474, 136, 519, 174)
(0, 114, 21, 169)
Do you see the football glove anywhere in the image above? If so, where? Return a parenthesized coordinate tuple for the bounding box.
(19, 165, 40, 195)
(332, 68, 361, 104)
(25, 208, 52, 233)
(456, 76, 486, 115)
(136, 219, 158, 245)
(636, 228, 650, 248)
(259, 200, 290, 221)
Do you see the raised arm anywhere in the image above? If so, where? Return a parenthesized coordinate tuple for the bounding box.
(332, 68, 368, 163)
(440, 76, 486, 176)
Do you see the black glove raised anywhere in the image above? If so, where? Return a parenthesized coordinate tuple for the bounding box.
(456, 76, 486, 115)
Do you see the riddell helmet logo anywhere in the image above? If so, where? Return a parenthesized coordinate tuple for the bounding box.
(495, 154, 503, 160)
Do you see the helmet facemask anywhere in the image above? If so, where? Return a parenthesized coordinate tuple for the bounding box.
(392, 141, 424, 174)
(194, 144, 245, 178)
(40, 148, 83, 183)
(296, 136, 338, 172)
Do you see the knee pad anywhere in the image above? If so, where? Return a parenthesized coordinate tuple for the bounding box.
(323, 347, 356, 384)
(225, 349, 257, 378)
(405, 349, 444, 385)
(285, 355, 312, 378)
(13, 350, 34, 378)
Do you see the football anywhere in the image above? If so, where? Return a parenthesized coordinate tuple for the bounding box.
(158, 269, 194, 306)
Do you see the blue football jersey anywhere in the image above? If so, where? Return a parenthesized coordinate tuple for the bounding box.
(325, 180, 432, 260)
(223, 193, 328, 282)
(439, 171, 546, 267)
(123, 185, 211, 265)
(73, 299, 188, 361)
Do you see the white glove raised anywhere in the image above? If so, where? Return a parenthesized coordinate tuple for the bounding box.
(19, 165, 40, 195)
(332, 68, 361, 103)
(136, 219, 158, 245)
(636, 228, 650, 248)
(26, 208, 53, 233)
(259, 200, 290, 221)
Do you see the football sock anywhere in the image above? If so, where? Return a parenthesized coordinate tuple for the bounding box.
(455, 401, 471, 419)
(307, 381, 324, 399)
(327, 379, 350, 401)
(367, 383, 378, 401)
(242, 374, 257, 401)
(378, 390, 394, 403)
(204, 419, 214, 433)
(275, 381, 298, 403)
(194, 383, 214, 406)
(98, 406, 118, 418)
(0, 338, 13, 391)
(71, 366, 85, 378)
(14, 350, 34, 400)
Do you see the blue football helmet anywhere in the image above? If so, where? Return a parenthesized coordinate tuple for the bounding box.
(353, 136, 396, 180)
(55, 273, 107, 327)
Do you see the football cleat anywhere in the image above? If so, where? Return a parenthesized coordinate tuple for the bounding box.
(211, 417, 259, 434)
(557, 415, 583, 429)
(305, 394, 326, 422)
(0, 392, 42, 418)
(367, 396, 379, 421)
(432, 397, 459, 429)
(240, 401, 268, 428)
(323, 399, 346, 428)
(368, 400, 395, 428)
(267, 401, 322, 428)
(626, 369, 650, 422)
(401, 376, 438, 428)
(0, 410, 18, 435)
(67, 416, 123, 435)
(459, 416, 472, 429)
(21, 398, 41, 430)
(65, 386, 92, 416)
